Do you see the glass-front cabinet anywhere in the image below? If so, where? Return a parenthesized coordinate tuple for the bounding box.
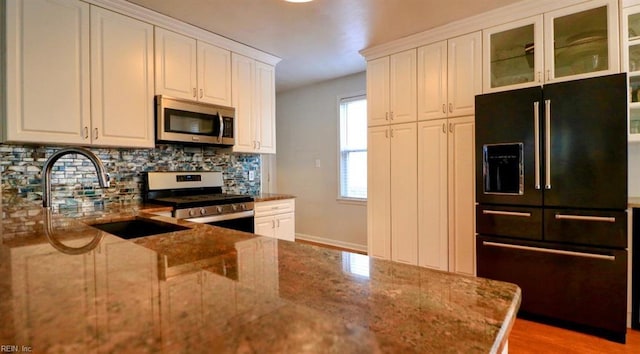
(483, 16, 543, 92)
(483, 0, 619, 93)
(624, 5, 640, 142)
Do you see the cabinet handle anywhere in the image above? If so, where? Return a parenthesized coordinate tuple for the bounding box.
(271, 220, 275, 229)
(390, 111, 394, 120)
(442, 123, 446, 133)
(385, 112, 389, 121)
(277, 219, 280, 227)
(482, 210, 531, 217)
(84, 127, 89, 139)
(193, 88, 197, 98)
(200, 88, 203, 98)
(544, 99, 551, 190)
(390, 128, 394, 138)
(442, 104, 446, 114)
(537, 71, 542, 83)
(546, 70, 551, 81)
(448, 123, 453, 133)
(448, 103, 453, 113)
(94, 128, 98, 140)
(554, 214, 616, 223)
(385, 129, 388, 138)
(257, 141, 261, 150)
(533, 101, 541, 190)
(482, 241, 615, 261)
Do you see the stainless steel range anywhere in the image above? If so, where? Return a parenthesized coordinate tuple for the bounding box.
(144, 171, 254, 233)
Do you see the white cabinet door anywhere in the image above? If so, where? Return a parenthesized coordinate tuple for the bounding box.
(366, 57, 390, 126)
(90, 6, 154, 148)
(447, 31, 482, 117)
(232, 53, 256, 153)
(544, 0, 619, 83)
(417, 119, 449, 271)
(482, 15, 544, 93)
(390, 123, 418, 265)
(274, 212, 295, 241)
(389, 49, 417, 123)
(367, 126, 391, 259)
(255, 61, 276, 154)
(5, 0, 90, 144)
(448, 116, 475, 276)
(418, 41, 448, 121)
(197, 41, 231, 106)
(155, 27, 197, 100)
(255, 215, 275, 238)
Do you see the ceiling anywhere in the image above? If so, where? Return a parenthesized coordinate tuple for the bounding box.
(127, 0, 523, 92)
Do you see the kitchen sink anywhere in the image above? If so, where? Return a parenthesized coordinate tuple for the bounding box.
(89, 218, 190, 239)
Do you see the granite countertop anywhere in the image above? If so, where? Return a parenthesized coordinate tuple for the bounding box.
(0, 200, 520, 353)
(252, 193, 296, 202)
(629, 197, 640, 208)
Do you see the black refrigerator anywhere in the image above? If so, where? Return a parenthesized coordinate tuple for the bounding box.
(475, 73, 628, 343)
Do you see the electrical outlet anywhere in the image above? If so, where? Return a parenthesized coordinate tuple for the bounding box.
(248, 170, 255, 181)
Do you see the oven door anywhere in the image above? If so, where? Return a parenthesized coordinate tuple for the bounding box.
(185, 210, 255, 233)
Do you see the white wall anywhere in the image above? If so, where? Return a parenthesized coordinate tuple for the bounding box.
(275, 72, 367, 252)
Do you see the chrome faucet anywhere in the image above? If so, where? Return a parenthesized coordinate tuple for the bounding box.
(42, 147, 110, 208)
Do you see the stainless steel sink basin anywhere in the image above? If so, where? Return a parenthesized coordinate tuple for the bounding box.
(90, 218, 189, 239)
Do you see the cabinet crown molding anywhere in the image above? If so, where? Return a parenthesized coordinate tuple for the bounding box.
(360, 0, 589, 60)
(85, 0, 281, 66)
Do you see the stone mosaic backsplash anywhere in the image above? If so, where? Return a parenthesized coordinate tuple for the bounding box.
(0, 144, 261, 210)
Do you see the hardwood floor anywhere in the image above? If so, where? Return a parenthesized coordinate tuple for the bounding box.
(509, 319, 640, 353)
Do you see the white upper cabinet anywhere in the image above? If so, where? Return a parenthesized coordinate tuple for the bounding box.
(5, 0, 90, 144)
(366, 50, 416, 126)
(197, 41, 232, 106)
(389, 49, 417, 124)
(417, 41, 448, 121)
(232, 53, 276, 154)
(155, 27, 232, 106)
(155, 27, 198, 100)
(447, 32, 482, 117)
(483, 16, 544, 92)
(417, 32, 481, 120)
(90, 6, 154, 148)
(544, 0, 619, 83)
(366, 57, 390, 126)
(484, 0, 619, 92)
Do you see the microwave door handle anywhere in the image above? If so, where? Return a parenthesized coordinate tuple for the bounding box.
(534, 101, 540, 190)
(218, 112, 224, 143)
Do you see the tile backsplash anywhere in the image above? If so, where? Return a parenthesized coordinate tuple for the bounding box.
(0, 144, 261, 209)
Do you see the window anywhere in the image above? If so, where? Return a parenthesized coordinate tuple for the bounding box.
(339, 95, 367, 200)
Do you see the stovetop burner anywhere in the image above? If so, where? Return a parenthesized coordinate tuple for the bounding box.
(152, 193, 254, 208)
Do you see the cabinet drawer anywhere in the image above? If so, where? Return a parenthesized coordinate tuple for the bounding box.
(544, 209, 627, 248)
(476, 205, 542, 240)
(254, 199, 295, 217)
(477, 235, 627, 342)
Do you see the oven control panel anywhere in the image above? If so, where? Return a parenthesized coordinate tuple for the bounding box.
(174, 202, 254, 219)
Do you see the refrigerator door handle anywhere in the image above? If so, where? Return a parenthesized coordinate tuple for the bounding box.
(482, 241, 615, 261)
(554, 214, 616, 223)
(544, 99, 551, 190)
(482, 210, 531, 217)
(534, 101, 541, 190)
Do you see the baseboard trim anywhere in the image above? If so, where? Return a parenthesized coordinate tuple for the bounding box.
(295, 233, 367, 254)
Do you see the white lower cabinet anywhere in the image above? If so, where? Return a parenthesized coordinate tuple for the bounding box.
(417, 116, 475, 275)
(367, 123, 418, 265)
(254, 199, 296, 241)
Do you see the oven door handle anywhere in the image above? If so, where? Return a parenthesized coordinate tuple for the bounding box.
(186, 210, 254, 223)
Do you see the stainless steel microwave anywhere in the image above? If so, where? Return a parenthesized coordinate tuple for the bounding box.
(156, 95, 235, 146)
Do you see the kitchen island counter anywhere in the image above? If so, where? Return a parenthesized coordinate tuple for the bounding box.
(0, 200, 520, 353)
